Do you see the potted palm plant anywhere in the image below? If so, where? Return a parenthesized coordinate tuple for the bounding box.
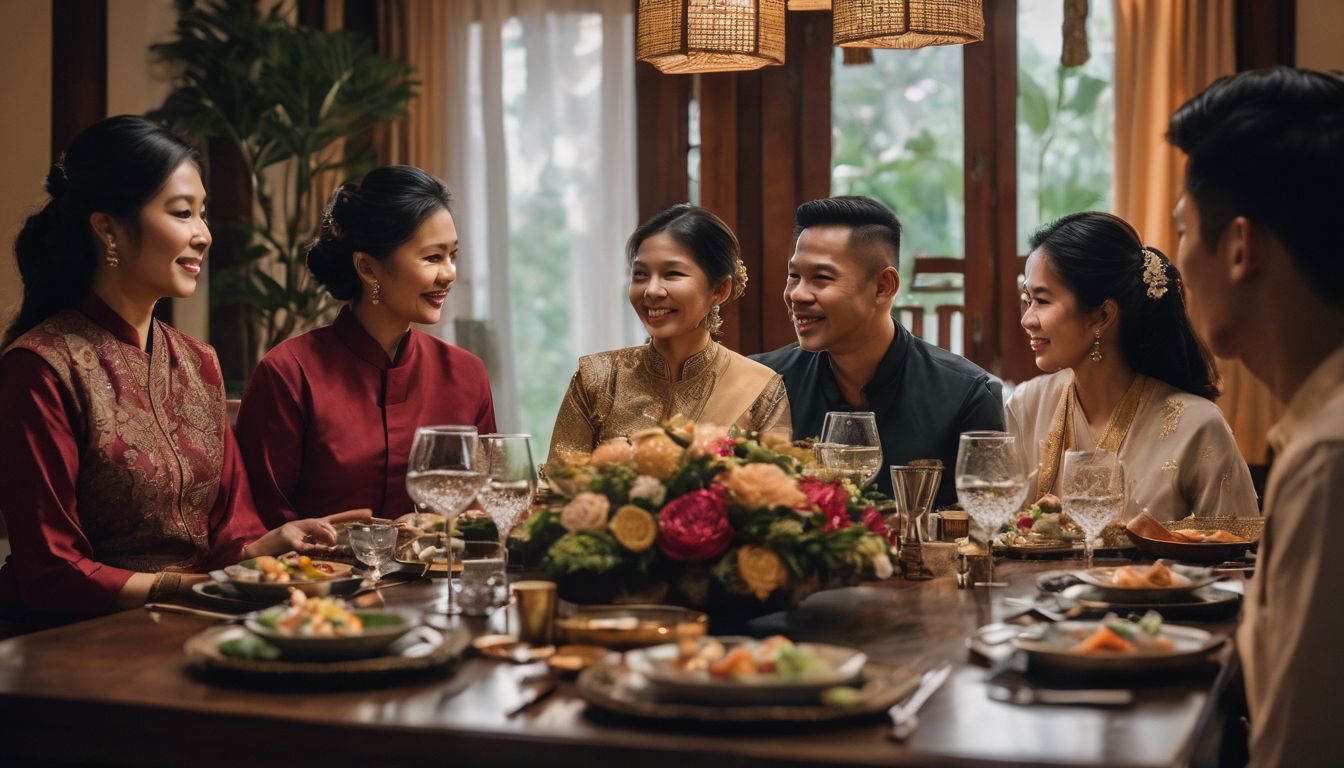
(150, 0, 415, 374)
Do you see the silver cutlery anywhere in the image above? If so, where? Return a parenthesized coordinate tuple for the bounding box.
(888, 664, 952, 741)
(505, 679, 558, 717)
(145, 603, 252, 622)
(988, 684, 1132, 707)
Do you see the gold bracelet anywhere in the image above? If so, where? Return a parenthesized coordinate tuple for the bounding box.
(147, 571, 182, 604)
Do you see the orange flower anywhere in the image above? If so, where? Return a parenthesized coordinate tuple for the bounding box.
(720, 463, 807, 509)
(737, 545, 788, 599)
(590, 439, 634, 467)
(609, 505, 657, 552)
(631, 428, 683, 479)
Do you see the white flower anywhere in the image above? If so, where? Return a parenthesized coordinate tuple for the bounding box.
(628, 475, 666, 507)
(872, 551, 894, 580)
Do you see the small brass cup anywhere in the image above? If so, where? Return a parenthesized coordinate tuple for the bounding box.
(511, 580, 557, 645)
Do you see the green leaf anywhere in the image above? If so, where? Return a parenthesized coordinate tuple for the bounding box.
(1065, 75, 1107, 115)
(1018, 70, 1052, 136)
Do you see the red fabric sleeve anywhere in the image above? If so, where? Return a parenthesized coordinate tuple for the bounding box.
(201, 426, 268, 571)
(234, 356, 306, 528)
(476, 374, 498, 434)
(0, 350, 134, 618)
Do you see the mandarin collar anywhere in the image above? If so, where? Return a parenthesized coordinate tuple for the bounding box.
(332, 306, 415, 370)
(642, 339, 720, 382)
(78, 293, 147, 349)
(817, 321, 909, 399)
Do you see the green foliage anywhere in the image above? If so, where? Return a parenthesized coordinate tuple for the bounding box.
(543, 530, 623, 576)
(149, 0, 416, 357)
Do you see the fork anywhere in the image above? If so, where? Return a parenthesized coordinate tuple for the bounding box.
(888, 664, 952, 741)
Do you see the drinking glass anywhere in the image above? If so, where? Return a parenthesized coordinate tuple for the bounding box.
(406, 425, 485, 615)
(468, 434, 537, 613)
(954, 431, 1028, 587)
(1060, 449, 1126, 569)
(813, 411, 883, 487)
(348, 522, 398, 583)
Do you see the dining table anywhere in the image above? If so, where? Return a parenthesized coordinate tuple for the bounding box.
(0, 559, 1240, 768)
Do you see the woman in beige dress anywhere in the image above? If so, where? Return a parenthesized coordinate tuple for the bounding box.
(548, 204, 790, 463)
(1006, 211, 1257, 521)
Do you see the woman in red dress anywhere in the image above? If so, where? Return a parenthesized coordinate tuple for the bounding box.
(236, 166, 496, 526)
(0, 116, 343, 623)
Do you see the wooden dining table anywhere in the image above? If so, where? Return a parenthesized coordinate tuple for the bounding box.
(0, 559, 1238, 767)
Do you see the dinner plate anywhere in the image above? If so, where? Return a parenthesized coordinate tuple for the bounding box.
(1074, 565, 1216, 603)
(556, 605, 708, 649)
(1058, 583, 1241, 620)
(184, 624, 468, 679)
(219, 557, 363, 602)
(1010, 620, 1222, 673)
(578, 660, 918, 724)
(190, 580, 272, 610)
(624, 639, 867, 705)
(243, 607, 416, 660)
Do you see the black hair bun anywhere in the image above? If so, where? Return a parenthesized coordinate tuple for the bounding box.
(44, 161, 69, 198)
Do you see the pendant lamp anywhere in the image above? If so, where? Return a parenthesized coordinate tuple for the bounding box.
(637, 0, 787, 74)
(832, 0, 984, 49)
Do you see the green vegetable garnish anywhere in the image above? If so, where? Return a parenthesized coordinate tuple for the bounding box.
(219, 635, 281, 660)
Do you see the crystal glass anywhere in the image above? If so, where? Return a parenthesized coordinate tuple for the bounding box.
(406, 425, 485, 615)
(954, 431, 1028, 587)
(1060, 449, 1126, 569)
(477, 434, 538, 549)
(814, 411, 883, 487)
(348, 522, 398, 583)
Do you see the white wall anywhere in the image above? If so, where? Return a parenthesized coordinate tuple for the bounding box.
(0, 4, 51, 327)
(1298, 0, 1344, 72)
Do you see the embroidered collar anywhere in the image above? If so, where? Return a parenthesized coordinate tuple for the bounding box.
(78, 293, 149, 349)
(642, 340, 720, 383)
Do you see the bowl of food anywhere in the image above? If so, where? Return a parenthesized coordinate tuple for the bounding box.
(1074, 561, 1217, 602)
(220, 553, 361, 601)
(243, 592, 416, 660)
(624, 635, 866, 705)
(1126, 512, 1262, 563)
(1010, 611, 1221, 672)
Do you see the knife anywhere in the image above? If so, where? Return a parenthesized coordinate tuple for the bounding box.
(888, 664, 952, 741)
(505, 679, 558, 718)
(988, 684, 1133, 707)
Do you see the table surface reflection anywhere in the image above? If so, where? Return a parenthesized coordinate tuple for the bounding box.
(0, 561, 1234, 767)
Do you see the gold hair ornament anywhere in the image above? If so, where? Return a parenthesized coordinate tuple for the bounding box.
(1141, 247, 1168, 300)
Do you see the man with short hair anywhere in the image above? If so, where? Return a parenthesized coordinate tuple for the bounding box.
(752, 196, 1002, 505)
(1167, 66, 1344, 767)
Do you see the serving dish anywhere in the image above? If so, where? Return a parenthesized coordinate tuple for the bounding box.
(555, 605, 708, 649)
(624, 638, 867, 705)
(1074, 563, 1217, 603)
(218, 556, 362, 602)
(243, 605, 416, 660)
(1009, 620, 1222, 673)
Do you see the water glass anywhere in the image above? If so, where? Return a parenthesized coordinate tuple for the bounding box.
(478, 434, 537, 548)
(814, 411, 883, 487)
(457, 541, 509, 616)
(406, 425, 485, 615)
(348, 523, 398, 582)
(1060, 449, 1126, 569)
(954, 431, 1028, 587)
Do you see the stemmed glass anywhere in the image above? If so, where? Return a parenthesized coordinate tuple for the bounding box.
(348, 523, 398, 583)
(405, 425, 486, 615)
(1060, 449, 1126, 569)
(813, 411, 883, 487)
(955, 431, 1029, 587)
(469, 434, 538, 612)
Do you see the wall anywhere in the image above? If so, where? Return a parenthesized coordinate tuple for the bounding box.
(1297, 0, 1344, 71)
(0, 4, 52, 325)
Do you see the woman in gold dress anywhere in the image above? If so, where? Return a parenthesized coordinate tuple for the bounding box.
(548, 204, 790, 462)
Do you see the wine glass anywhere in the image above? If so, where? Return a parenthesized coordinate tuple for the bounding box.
(1060, 449, 1126, 569)
(954, 431, 1028, 587)
(406, 425, 485, 615)
(470, 434, 537, 612)
(813, 411, 883, 487)
(348, 522, 398, 583)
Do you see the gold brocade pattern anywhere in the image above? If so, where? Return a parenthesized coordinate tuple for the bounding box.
(548, 342, 788, 464)
(1159, 398, 1185, 439)
(12, 311, 227, 573)
(1035, 374, 1156, 499)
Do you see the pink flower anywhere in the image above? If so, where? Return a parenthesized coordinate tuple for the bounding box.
(862, 507, 887, 535)
(657, 489, 733, 561)
(800, 479, 852, 533)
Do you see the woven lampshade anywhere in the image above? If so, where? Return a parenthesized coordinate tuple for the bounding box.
(787, 0, 831, 9)
(637, 0, 787, 74)
(833, 0, 984, 49)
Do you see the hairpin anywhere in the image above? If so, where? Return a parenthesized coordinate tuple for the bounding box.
(1141, 247, 1169, 300)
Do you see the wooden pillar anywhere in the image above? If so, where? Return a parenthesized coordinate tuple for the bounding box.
(635, 61, 691, 224)
(51, 0, 106, 159)
(1237, 0, 1296, 70)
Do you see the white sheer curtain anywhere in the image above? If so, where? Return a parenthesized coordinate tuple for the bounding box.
(435, 0, 638, 452)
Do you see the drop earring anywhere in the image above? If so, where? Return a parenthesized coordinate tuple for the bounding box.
(1089, 331, 1103, 363)
(105, 238, 119, 268)
(370, 280, 382, 305)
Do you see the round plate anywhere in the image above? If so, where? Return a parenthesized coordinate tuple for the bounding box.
(625, 639, 867, 705)
(243, 607, 416, 660)
(220, 558, 362, 602)
(1059, 583, 1241, 620)
(1011, 620, 1222, 673)
(1074, 565, 1216, 603)
(577, 660, 918, 724)
(190, 581, 271, 610)
(471, 634, 555, 663)
(184, 624, 468, 678)
(556, 605, 709, 649)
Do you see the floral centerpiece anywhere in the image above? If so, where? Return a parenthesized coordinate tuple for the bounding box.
(515, 421, 895, 614)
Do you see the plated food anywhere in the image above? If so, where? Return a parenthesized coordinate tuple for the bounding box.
(1011, 613, 1221, 672)
(1125, 512, 1263, 563)
(1075, 561, 1215, 602)
(243, 592, 415, 660)
(624, 636, 867, 705)
(220, 554, 362, 601)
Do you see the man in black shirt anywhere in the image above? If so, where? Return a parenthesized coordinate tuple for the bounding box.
(752, 196, 1003, 505)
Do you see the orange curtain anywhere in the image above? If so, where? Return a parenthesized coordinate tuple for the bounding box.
(374, 0, 450, 179)
(1113, 0, 1280, 465)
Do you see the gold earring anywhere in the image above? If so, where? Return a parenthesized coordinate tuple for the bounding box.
(371, 280, 381, 305)
(1089, 331, 1103, 363)
(105, 239, 119, 268)
(703, 304, 723, 336)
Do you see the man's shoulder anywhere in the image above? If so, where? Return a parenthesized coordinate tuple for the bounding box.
(903, 335, 994, 387)
(750, 343, 816, 374)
